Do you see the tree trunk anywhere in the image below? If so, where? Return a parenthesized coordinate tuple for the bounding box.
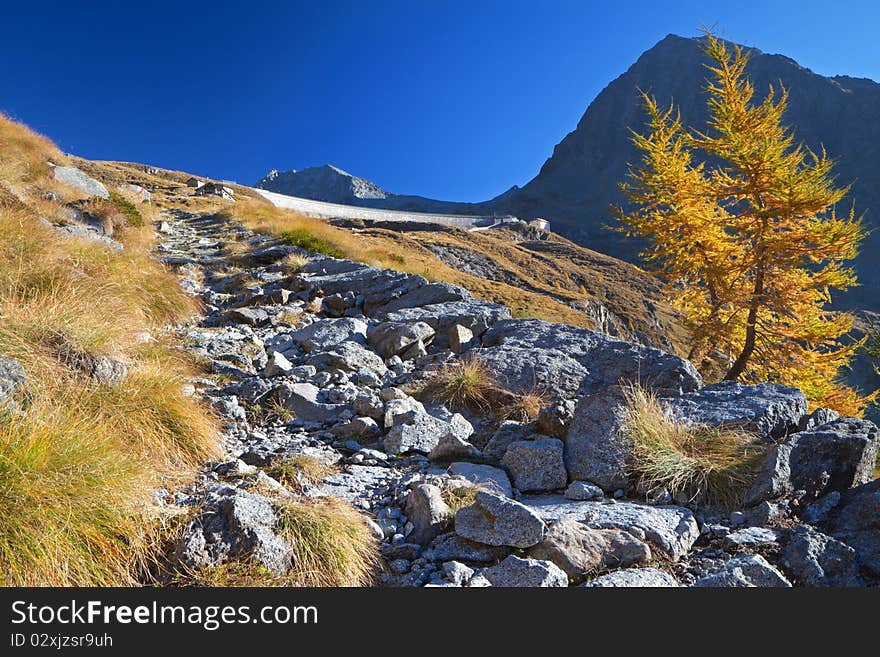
(724, 265, 764, 381)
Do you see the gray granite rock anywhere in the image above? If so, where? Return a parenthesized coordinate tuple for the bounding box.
(523, 496, 699, 560)
(0, 358, 27, 408)
(565, 481, 605, 501)
(662, 381, 807, 440)
(693, 554, 791, 587)
(448, 462, 513, 497)
(527, 519, 651, 582)
(501, 437, 568, 492)
(745, 418, 879, 505)
(52, 165, 109, 198)
(290, 317, 367, 352)
(367, 321, 435, 359)
(814, 478, 880, 579)
(175, 486, 291, 575)
(455, 491, 547, 548)
(276, 382, 347, 423)
(584, 567, 680, 587)
(483, 555, 568, 587)
(404, 484, 453, 545)
(781, 525, 864, 587)
(307, 341, 388, 378)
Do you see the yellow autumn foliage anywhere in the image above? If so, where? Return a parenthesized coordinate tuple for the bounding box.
(617, 32, 871, 415)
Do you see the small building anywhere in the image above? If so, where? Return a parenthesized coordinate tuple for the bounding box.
(529, 217, 550, 231)
(194, 182, 235, 201)
(185, 177, 204, 188)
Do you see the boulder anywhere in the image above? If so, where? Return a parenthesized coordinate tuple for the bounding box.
(565, 481, 604, 501)
(385, 413, 473, 455)
(425, 533, 509, 564)
(51, 165, 109, 199)
(814, 478, 880, 579)
(523, 496, 699, 560)
(722, 527, 781, 550)
(371, 281, 471, 316)
(584, 567, 680, 587)
(482, 421, 534, 462)
(745, 418, 879, 505)
(781, 525, 864, 587)
(175, 486, 291, 575)
(448, 462, 512, 497)
(223, 307, 270, 327)
(662, 381, 807, 440)
(482, 555, 568, 587)
(455, 491, 547, 548)
(449, 324, 475, 354)
(441, 561, 476, 586)
(501, 437, 568, 492)
(479, 319, 701, 399)
(428, 433, 482, 462)
(692, 554, 791, 587)
(404, 484, 453, 545)
(367, 321, 435, 359)
(383, 300, 510, 349)
(307, 341, 388, 378)
(383, 396, 427, 429)
(264, 351, 294, 377)
(276, 382, 346, 423)
(564, 390, 631, 489)
(290, 317, 367, 352)
(527, 519, 651, 582)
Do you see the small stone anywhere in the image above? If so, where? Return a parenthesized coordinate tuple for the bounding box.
(263, 351, 294, 377)
(483, 555, 568, 587)
(404, 484, 453, 545)
(565, 481, 605, 501)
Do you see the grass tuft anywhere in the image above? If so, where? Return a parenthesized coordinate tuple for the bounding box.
(620, 384, 764, 509)
(276, 497, 379, 586)
(269, 455, 338, 493)
(419, 355, 499, 412)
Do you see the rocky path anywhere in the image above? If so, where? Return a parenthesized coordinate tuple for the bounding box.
(151, 209, 880, 588)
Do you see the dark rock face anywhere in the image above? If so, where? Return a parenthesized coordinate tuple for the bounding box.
(662, 381, 807, 440)
(814, 478, 880, 579)
(745, 418, 879, 505)
(781, 525, 864, 587)
(479, 318, 701, 399)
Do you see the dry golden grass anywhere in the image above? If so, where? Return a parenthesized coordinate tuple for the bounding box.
(500, 387, 550, 422)
(268, 455, 338, 493)
(418, 355, 500, 413)
(0, 115, 219, 585)
(621, 384, 764, 509)
(0, 113, 62, 186)
(416, 355, 548, 422)
(175, 498, 379, 587)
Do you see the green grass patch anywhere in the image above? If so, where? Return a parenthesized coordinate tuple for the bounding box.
(279, 229, 345, 258)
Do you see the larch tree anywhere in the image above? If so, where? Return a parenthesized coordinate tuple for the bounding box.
(616, 32, 870, 415)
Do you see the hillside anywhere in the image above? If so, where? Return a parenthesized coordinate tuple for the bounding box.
(491, 34, 880, 312)
(257, 35, 880, 313)
(4, 111, 880, 589)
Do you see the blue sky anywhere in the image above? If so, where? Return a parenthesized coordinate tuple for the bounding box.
(2, 1, 878, 201)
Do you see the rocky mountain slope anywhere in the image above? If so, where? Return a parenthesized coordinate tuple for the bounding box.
(492, 34, 880, 311)
(153, 203, 880, 587)
(258, 35, 880, 312)
(4, 114, 879, 587)
(257, 165, 481, 215)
